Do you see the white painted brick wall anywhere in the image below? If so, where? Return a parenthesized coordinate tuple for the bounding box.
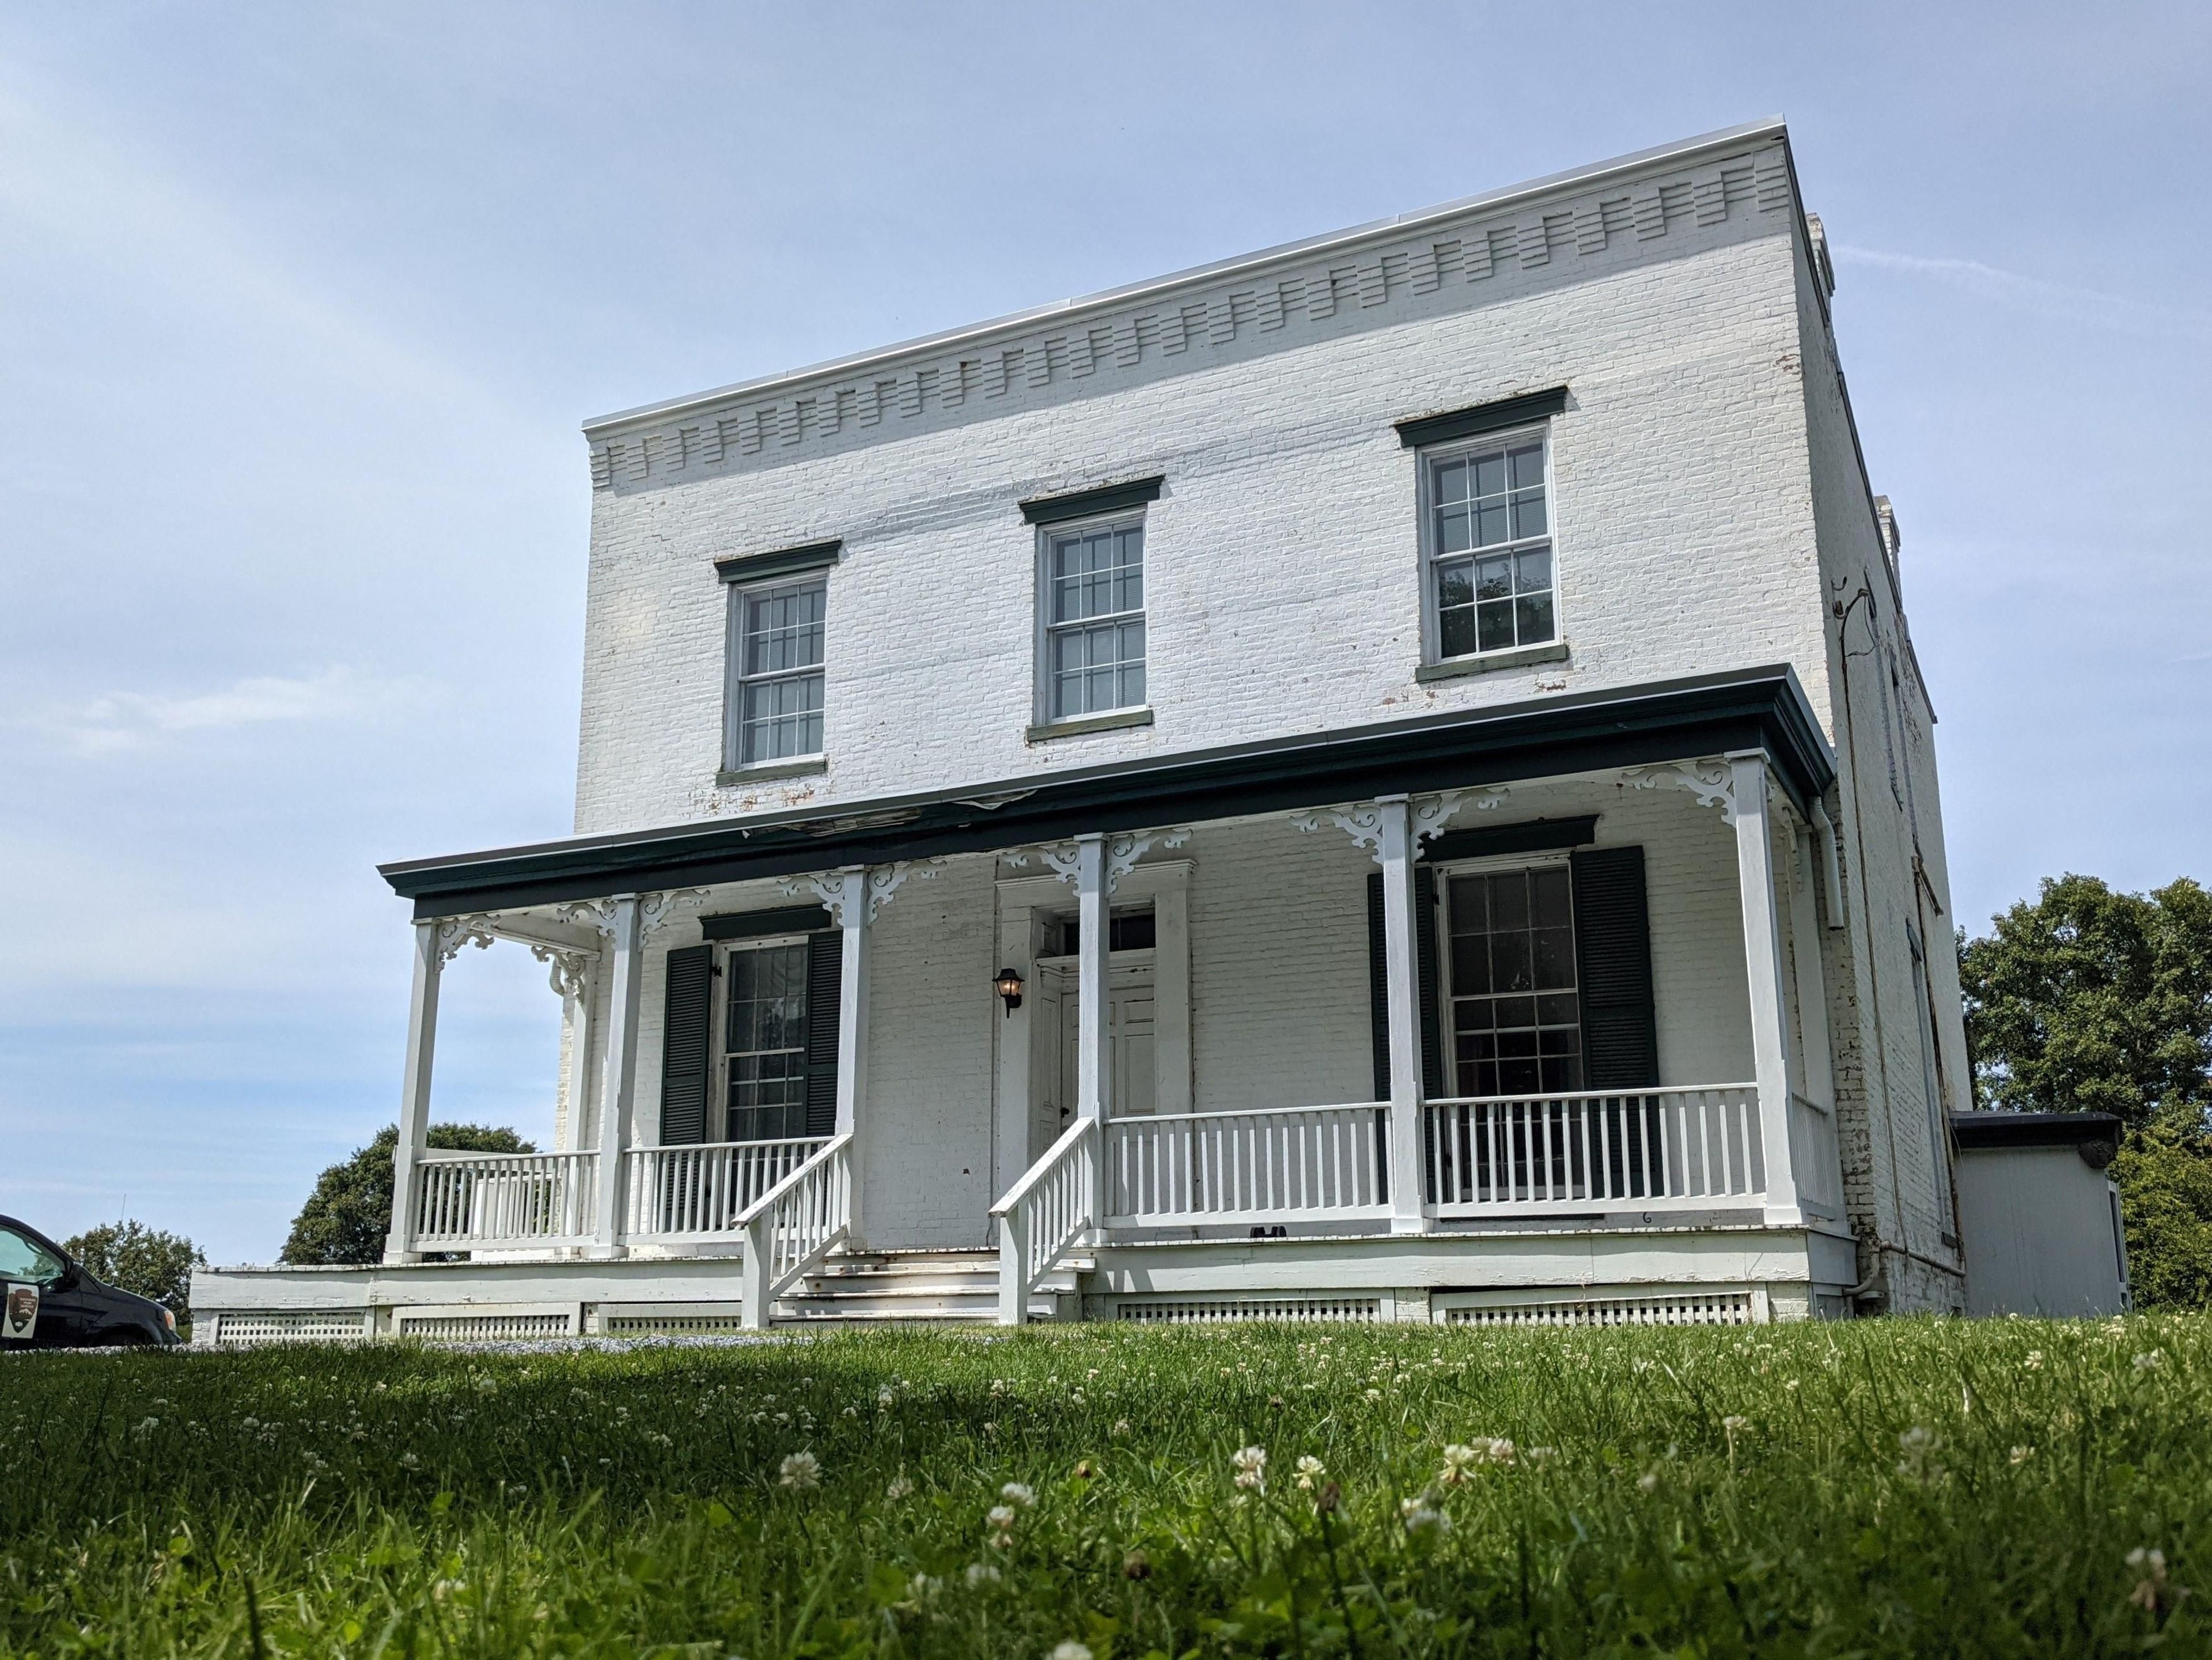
(573, 217, 1828, 838)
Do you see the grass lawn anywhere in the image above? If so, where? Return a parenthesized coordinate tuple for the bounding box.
(2, 1314, 2207, 1657)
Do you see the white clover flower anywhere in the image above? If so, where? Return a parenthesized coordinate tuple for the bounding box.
(1722, 1415, 1749, 1433)
(1400, 1495, 1449, 1535)
(1051, 1643, 1094, 1660)
(1111, 1419, 1131, 1438)
(779, 1451, 821, 1491)
(877, 1387, 896, 1408)
(1231, 1446, 1267, 1492)
(1294, 1455, 1326, 1491)
(1438, 1444, 1478, 1485)
(400, 1451, 421, 1470)
(2010, 1445, 2033, 1465)
(965, 1563, 1001, 1588)
(907, 1572, 941, 1602)
(2134, 1350, 2165, 1372)
(886, 1476, 914, 1500)
(1637, 1470, 1660, 1493)
(1363, 1388, 1382, 1404)
(1001, 1482, 1036, 1508)
(2024, 1350, 2045, 1370)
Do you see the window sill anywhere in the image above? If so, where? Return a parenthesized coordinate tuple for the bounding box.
(1414, 640, 1570, 683)
(1025, 707, 1154, 744)
(714, 757, 827, 788)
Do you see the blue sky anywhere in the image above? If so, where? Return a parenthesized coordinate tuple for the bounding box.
(3, 3, 2206, 1263)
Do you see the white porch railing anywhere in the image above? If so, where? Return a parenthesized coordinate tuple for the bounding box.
(738, 1133, 853, 1328)
(1424, 1086, 1764, 1218)
(991, 1117, 1097, 1325)
(1104, 1103, 1392, 1228)
(412, 1149, 599, 1250)
(1789, 1091, 1843, 1220)
(623, 1137, 826, 1244)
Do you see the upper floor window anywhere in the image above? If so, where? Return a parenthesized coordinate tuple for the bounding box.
(1043, 517, 1146, 722)
(1423, 432, 1556, 660)
(728, 576, 825, 767)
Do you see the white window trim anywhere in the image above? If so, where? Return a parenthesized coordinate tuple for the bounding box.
(724, 574, 828, 773)
(717, 935, 814, 1144)
(1431, 853, 1583, 1102)
(1415, 420, 1565, 667)
(1033, 507, 1150, 729)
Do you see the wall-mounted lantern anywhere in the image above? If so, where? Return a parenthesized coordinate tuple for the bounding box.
(993, 967, 1025, 1016)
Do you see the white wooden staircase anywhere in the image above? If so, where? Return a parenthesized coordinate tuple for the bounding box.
(774, 1247, 1080, 1325)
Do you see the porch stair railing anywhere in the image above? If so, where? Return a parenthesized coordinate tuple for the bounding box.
(738, 1133, 854, 1329)
(1424, 1085, 1763, 1218)
(623, 1137, 827, 1244)
(1105, 1103, 1392, 1228)
(990, 1117, 1097, 1325)
(412, 1149, 597, 1251)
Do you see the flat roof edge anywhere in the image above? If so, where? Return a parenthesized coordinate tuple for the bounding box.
(580, 118, 1789, 438)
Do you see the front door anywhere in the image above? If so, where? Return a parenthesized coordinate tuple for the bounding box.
(1034, 961, 1155, 1160)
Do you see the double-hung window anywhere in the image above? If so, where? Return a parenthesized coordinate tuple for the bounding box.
(1423, 430, 1556, 661)
(1440, 861, 1584, 1097)
(728, 576, 825, 767)
(722, 940, 810, 1142)
(1042, 516, 1146, 722)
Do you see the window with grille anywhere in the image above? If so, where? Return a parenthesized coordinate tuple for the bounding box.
(722, 942, 810, 1141)
(728, 577, 825, 766)
(1424, 432, 1556, 660)
(1441, 864, 1584, 1097)
(1042, 517, 1145, 721)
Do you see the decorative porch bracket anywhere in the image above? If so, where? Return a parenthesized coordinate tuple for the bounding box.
(1627, 753, 1810, 1227)
(1290, 789, 1505, 1233)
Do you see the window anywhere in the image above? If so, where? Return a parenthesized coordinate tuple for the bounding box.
(1441, 863, 1583, 1096)
(1424, 432, 1556, 659)
(722, 941, 810, 1141)
(1044, 906, 1157, 957)
(1043, 517, 1145, 721)
(729, 577, 825, 767)
(0, 1227, 66, 1285)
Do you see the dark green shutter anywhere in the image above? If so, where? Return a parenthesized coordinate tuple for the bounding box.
(1570, 846, 1660, 1088)
(1365, 869, 1444, 1099)
(804, 931, 843, 1137)
(658, 945, 715, 1144)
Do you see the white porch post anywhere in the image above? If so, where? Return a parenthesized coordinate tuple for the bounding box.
(1789, 829, 1836, 1107)
(590, 894, 645, 1258)
(1074, 834, 1111, 1234)
(833, 867, 872, 1249)
(1729, 753, 1802, 1225)
(1376, 796, 1431, 1234)
(384, 918, 443, 1264)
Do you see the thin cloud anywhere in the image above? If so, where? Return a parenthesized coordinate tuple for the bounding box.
(29, 666, 421, 754)
(1833, 244, 2212, 348)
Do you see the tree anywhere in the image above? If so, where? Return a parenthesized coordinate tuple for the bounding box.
(63, 1219, 204, 1322)
(1960, 874, 2212, 1309)
(1959, 874, 2212, 1129)
(281, 1124, 536, 1265)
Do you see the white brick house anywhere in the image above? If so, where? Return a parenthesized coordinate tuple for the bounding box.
(198, 120, 1971, 1340)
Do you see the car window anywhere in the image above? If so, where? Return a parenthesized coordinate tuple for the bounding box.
(0, 1228, 66, 1284)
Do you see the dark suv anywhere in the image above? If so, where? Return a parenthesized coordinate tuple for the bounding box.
(0, 1215, 182, 1348)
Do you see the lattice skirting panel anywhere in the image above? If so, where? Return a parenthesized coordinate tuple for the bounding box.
(395, 1307, 578, 1342)
(1112, 1296, 1381, 1325)
(209, 1311, 374, 1346)
(1436, 1290, 1756, 1328)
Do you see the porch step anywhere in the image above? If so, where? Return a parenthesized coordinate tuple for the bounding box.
(774, 1247, 1079, 1325)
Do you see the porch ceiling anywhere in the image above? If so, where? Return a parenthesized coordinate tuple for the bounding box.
(382, 664, 1833, 920)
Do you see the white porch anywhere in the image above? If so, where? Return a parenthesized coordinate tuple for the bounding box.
(257, 738, 1860, 1336)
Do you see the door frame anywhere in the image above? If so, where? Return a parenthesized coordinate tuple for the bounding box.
(993, 859, 1192, 1205)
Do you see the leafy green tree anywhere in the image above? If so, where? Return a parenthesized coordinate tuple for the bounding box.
(62, 1219, 204, 1321)
(1959, 874, 2212, 1128)
(281, 1124, 535, 1265)
(1960, 874, 2212, 1307)
(2107, 1114, 2212, 1310)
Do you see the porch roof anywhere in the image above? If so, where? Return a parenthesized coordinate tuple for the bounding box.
(382, 664, 1834, 919)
